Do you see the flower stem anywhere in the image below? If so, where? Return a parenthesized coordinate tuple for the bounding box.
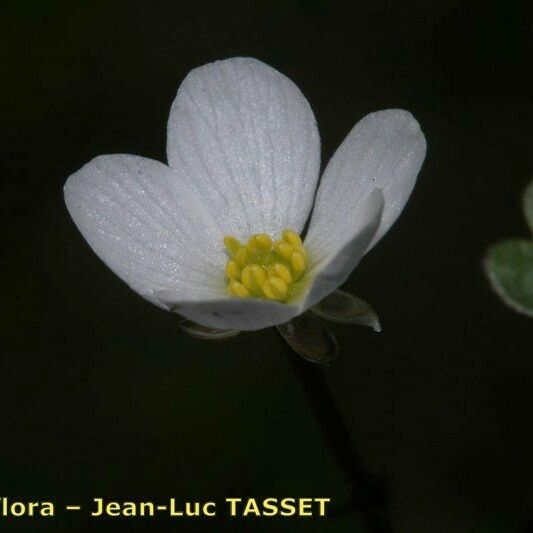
(283, 342, 393, 532)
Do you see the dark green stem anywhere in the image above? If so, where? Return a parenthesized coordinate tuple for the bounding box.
(284, 342, 393, 532)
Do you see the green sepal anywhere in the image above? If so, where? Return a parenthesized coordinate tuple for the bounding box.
(523, 179, 533, 235)
(484, 239, 533, 317)
(277, 312, 338, 365)
(175, 314, 240, 340)
(310, 290, 382, 332)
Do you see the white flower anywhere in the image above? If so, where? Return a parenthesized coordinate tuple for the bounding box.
(64, 57, 426, 331)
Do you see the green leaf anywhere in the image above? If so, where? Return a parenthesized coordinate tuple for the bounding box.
(523, 179, 533, 235)
(484, 239, 533, 317)
(277, 312, 338, 365)
(175, 314, 240, 340)
(310, 290, 382, 332)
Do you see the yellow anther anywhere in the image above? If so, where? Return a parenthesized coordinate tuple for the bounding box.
(241, 264, 267, 293)
(225, 260, 241, 280)
(282, 229, 303, 248)
(224, 236, 242, 257)
(296, 244, 307, 258)
(252, 233, 273, 252)
(234, 247, 249, 268)
(228, 280, 250, 298)
(274, 241, 294, 261)
(262, 276, 288, 301)
(267, 263, 292, 284)
(291, 251, 306, 274)
(224, 228, 308, 302)
(246, 241, 257, 255)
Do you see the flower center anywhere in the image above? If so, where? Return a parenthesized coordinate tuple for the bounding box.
(224, 229, 308, 302)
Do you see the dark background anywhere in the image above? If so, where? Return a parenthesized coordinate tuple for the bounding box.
(2, 1, 532, 531)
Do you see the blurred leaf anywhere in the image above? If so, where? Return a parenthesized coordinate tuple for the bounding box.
(484, 239, 533, 317)
(175, 314, 240, 340)
(523, 179, 533, 234)
(311, 290, 382, 332)
(277, 312, 338, 365)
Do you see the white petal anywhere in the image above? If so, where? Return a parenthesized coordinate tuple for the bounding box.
(64, 154, 226, 307)
(301, 190, 384, 310)
(156, 291, 299, 331)
(306, 109, 426, 254)
(167, 57, 320, 239)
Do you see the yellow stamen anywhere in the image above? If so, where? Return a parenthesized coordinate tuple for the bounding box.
(234, 247, 249, 268)
(267, 263, 292, 284)
(282, 229, 303, 248)
(291, 251, 306, 275)
(241, 264, 267, 294)
(225, 260, 241, 280)
(251, 233, 272, 252)
(274, 241, 294, 262)
(228, 280, 250, 298)
(223, 229, 309, 302)
(262, 277, 288, 301)
(224, 236, 242, 257)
